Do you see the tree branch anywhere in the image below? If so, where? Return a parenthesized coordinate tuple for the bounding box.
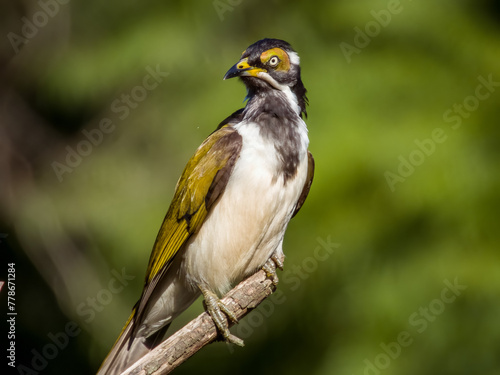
(121, 269, 277, 375)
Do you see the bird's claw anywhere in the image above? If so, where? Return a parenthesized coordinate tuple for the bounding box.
(199, 285, 244, 347)
(262, 253, 284, 286)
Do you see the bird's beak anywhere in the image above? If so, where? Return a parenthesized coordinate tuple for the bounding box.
(223, 58, 267, 80)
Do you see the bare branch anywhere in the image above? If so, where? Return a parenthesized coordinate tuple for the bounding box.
(121, 269, 276, 375)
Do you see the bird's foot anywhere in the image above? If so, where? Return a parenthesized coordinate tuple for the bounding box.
(199, 285, 244, 347)
(262, 252, 284, 286)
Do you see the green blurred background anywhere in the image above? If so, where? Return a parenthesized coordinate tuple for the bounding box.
(1, 0, 499, 374)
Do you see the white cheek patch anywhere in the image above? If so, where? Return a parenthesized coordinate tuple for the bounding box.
(288, 51, 300, 66)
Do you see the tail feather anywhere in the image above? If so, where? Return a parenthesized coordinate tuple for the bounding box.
(97, 309, 170, 375)
(96, 310, 140, 375)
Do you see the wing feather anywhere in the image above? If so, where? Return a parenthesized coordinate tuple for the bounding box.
(292, 150, 314, 218)
(132, 125, 242, 333)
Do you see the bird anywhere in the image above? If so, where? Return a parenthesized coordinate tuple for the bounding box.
(97, 38, 314, 375)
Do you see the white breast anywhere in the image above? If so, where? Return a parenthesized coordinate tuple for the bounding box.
(182, 120, 309, 296)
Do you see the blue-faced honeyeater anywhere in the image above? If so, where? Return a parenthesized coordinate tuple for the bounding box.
(97, 38, 314, 375)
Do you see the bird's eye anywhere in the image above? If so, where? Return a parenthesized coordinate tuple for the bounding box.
(268, 56, 280, 67)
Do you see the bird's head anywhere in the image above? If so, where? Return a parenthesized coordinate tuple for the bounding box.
(224, 38, 308, 118)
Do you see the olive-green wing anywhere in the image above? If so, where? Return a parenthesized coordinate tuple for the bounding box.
(135, 125, 242, 325)
(147, 125, 242, 281)
(292, 150, 314, 218)
(98, 126, 242, 372)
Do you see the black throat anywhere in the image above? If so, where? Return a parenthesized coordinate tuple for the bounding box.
(242, 87, 304, 183)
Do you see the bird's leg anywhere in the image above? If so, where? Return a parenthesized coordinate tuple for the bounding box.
(198, 284, 244, 347)
(262, 251, 284, 286)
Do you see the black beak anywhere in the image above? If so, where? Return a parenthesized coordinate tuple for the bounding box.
(223, 58, 266, 80)
(223, 62, 245, 80)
